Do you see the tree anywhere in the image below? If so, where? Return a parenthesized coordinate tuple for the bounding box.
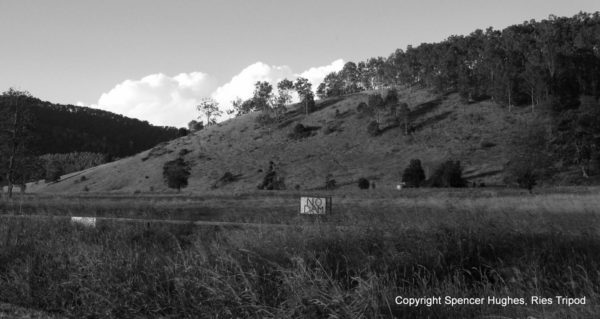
(162, 158, 191, 192)
(253, 81, 274, 112)
(368, 94, 385, 124)
(398, 102, 410, 135)
(505, 117, 552, 189)
(402, 159, 425, 187)
(231, 97, 247, 117)
(0, 88, 34, 198)
(44, 159, 63, 183)
(187, 120, 204, 132)
(358, 177, 370, 189)
(275, 79, 294, 117)
(294, 77, 314, 115)
(426, 161, 466, 187)
(196, 98, 222, 126)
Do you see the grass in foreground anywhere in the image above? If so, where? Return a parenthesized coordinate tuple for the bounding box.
(0, 192, 599, 318)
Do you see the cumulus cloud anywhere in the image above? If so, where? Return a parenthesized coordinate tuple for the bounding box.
(93, 59, 344, 127)
(94, 72, 217, 127)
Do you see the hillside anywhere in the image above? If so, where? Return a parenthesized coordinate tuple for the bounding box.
(0, 94, 180, 159)
(29, 87, 543, 194)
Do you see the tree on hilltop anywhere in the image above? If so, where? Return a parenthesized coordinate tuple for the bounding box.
(294, 77, 315, 115)
(197, 98, 222, 126)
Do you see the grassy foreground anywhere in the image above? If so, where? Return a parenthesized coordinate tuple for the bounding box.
(1, 191, 599, 318)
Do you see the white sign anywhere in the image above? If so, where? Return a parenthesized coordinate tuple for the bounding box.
(71, 216, 97, 228)
(300, 196, 331, 215)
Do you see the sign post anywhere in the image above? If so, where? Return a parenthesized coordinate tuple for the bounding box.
(299, 196, 332, 215)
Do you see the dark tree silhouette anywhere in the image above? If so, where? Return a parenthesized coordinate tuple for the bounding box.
(402, 159, 426, 187)
(162, 158, 191, 192)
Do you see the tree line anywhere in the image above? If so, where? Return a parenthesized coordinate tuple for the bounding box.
(317, 12, 600, 109)
(0, 89, 181, 196)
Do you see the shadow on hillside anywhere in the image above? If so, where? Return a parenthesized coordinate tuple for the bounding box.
(410, 98, 444, 120)
(412, 111, 453, 131)
(464, 169, 504, 180)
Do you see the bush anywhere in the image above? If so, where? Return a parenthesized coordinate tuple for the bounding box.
(357, 177, 370, 189)
(516, 169, 537, 192)
(384, 88, 399, 106)
(402, 159, 426, 187)
(366, 121, 380, 136)
(356, 102, 368, 114)
(162, 158, 191, 192)
(255, 112, 274, 126)
(289, 123, 317, 140)
(324, 174, 336, 190)
(258, 162, 286, 190)
(425, 160, 466, 188)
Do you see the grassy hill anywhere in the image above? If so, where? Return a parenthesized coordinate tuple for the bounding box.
(28, 87, 540, 194)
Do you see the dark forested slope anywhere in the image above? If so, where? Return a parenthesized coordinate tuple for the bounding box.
(0, 95, 180, 159)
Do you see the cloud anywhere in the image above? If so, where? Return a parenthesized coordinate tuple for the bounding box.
(94, 72, 217, 127)
(93, 59, 344, 127)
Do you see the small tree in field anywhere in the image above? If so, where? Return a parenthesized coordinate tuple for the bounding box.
(358, 177, 370, 189)
(162, 158, 190, 192)
(402, 159, 425, 187)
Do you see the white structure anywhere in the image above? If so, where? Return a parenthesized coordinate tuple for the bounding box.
(396, 182, 406, 190)
(71, 216, 97, 228)
(300, 196, 331, 215)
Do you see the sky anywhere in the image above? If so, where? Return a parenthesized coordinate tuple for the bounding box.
(1, 0, 599, 127)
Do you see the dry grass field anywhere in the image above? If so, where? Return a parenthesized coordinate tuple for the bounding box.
(1, 188, 599, 318)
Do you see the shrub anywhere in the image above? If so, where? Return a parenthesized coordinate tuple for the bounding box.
(179, 148, 190, 157)
(162, 158, 191, 192)
(289, 123, 317, 140)
(384, 88, 399, 106)
(357, 177, 370, 189)
(480, 140, 496, 148)
(367, 121, 380, 136)
(425, 160, 466, 188)
(325, 174, 336, 190)
(356, 102, 368, 114)
(402, 159, 426, 187)
(516, 169, 537, 192)
(255, 112, 275, 126)
(258, 162, 285, 190)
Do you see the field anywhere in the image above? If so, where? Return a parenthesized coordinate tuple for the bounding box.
(1, 188, 600, 318)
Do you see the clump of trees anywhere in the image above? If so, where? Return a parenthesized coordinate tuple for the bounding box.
(232, 78, 316, 120)
(162, 158, 191, 192)
(402, 159, 426, 187)
(425, 161, 467, 188)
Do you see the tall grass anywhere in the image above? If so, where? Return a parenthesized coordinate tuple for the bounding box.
(0, 191, 599, 318)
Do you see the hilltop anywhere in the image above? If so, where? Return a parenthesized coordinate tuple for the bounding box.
(28, 87, 546, 194)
